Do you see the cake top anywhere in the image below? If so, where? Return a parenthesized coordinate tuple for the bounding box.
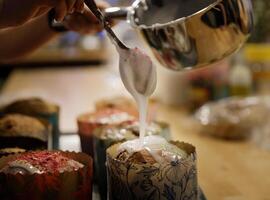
(95, 96, 138, 118)
(0, 147, 26, 154)
(2, 97, 58, 115)
(79, 108, 136, 125)
(113, 136, 188, 164)
(98, 121, 164, 141)
(0, 151, 83, 175)
(0, 114, 47, 141)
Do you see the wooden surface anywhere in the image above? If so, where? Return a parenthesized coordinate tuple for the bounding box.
(1, 54, 270, 200)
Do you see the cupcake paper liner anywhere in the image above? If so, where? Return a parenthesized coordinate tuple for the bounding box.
(78, 119, 98, 159)
(0, 151, 93, 200)
(106, 141, 198, 200)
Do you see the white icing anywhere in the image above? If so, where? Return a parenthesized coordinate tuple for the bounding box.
(6, 160, 42, 174)
(118, 47, 156, 142)
(95, 112, 134, 124)
(102, 121, 163, 141)
(138, 95, 147, 139)
(118, 136, 187, 163)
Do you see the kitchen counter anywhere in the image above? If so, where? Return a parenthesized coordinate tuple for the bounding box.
(1, 57, 270, 200)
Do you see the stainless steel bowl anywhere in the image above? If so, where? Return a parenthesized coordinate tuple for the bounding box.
(105, 0, 253, 70)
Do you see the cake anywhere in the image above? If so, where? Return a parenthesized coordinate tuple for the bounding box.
(0, 97, 60, 149)
(1, 98, 58, 115)
(0, 114, 48, 152)
(0, 151, 83, 174)
(94, 121, 170, 200)
(95, 96, 138, 117)
(95, 96, 158, 121)
(106, 136, 198, 200)
(195, 97, 268, 140)
(77, 108, 136, 158)
(0, 151, 93, 200)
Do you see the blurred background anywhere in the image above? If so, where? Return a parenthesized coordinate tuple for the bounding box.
(0, 1, 269, 199)
(1, 0, 269, 105)
(0, 0, 270, 140)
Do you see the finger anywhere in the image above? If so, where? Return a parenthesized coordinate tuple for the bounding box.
(45, 0, 68, 21)
(79, 9, 104, 32)
(63, 14, 86, 33)
(34, 6, 51, 18)
(74, 0, 84, 13)
(64, 13, 99, 34)
(81, 7, 99, 23)
(65, 0, 77, 14)
(83, 7, 116, 27)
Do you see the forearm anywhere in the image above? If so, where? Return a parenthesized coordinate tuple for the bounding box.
(0, 13, 59, 63)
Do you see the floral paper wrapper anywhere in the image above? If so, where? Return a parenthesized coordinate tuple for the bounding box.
(106, 141, 198, 200)
(0, 151, 93, 200)
(94, 122, 171, 200)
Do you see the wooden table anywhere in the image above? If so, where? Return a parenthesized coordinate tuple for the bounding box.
(1, 58, 270, 200)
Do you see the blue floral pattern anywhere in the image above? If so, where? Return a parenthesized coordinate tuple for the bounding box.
(107, 143, 198, 200)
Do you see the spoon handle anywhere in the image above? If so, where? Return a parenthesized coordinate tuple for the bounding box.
(84, 0, 129, 50)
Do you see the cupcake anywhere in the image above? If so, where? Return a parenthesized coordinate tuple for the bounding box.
(95, 96, 138, 117)
(77, 108, 136, 158)
(0, 151, 93, 200)
(0, 98, 60, 149)
(94, 121, 170, 200)
(95, 96, 158, 121)
(0, 114, 49, 154)
(106, 136, 198, 200)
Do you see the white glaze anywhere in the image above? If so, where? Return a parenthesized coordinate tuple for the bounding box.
(118, 47, 156, 141)
(118, 135, 187, 163)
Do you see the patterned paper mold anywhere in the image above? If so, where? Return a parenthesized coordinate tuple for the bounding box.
(106, 141, 198, 200)
(94, 121, 171, 200)
(0, 151, 93, 200)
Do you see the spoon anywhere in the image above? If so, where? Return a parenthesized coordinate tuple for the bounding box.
(84, 0, 129, 50)
(85, 0, 156, 97)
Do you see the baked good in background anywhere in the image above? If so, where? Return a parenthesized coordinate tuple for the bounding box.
(0, 97, 60, 149)
(0, 114, 49, 156)
(195, 97, 269, 140)
(77, 108, 136, 158)
(95, 96, 138, 117)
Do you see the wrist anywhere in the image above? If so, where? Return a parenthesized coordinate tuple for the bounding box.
(48, 9, 68, 33)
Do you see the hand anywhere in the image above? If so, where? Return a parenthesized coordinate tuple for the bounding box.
(0, 0, 84, 28)
(63, 1, 113, 34)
